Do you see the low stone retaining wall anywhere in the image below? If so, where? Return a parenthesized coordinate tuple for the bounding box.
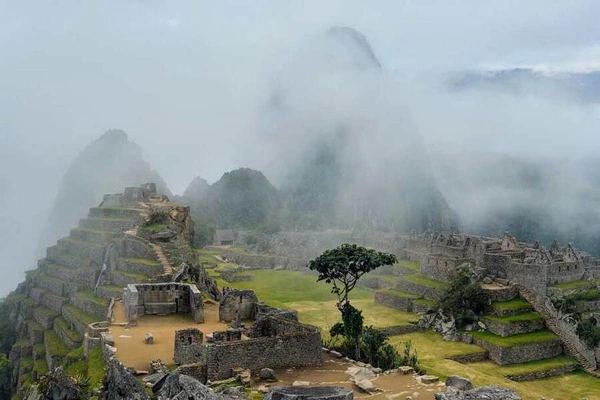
(28, 323, 45, 344)
(79, 217, 137, 233)
(116, 258, 163, 276)
(71, 295, 109, 319)
(484, 286, 519, 302)
(61, 307, 90, 336)
(219, 270, 254, 282)
(374, 291, 413, 312)
(53, 320, 82, 350)
(483, 318, 546, 337)
(379, 325, 420, 336)
(358, 276, 394, 290)
(576, 300, 600, 312)
(470, 336, 563, 365)
(215, 248, 307, 271)
(446, 351, 489, 363)
(505, 363, 577, 381)
(41, 263, 98, 290)
(41, 292, 68, 314)
(110, 271, 146, 287)
(97, 286, 123, 299)
(394, 280, 445, 301)
(33, 308, 58, 329)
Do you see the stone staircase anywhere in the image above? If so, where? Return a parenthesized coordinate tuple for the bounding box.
(153, 243, 173, 275)
(516, 284, 598, 372)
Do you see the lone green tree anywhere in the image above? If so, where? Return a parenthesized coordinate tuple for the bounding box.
(308, 243, 397, 358)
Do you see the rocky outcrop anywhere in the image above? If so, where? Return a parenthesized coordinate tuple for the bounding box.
(101, 357, 150, 400)
(435, 386, 520, 400)
(264, 386, 353, 400)
(153, 372, 221, 400)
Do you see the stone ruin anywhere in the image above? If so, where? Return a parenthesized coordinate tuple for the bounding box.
(173, 314, 323, 381)
(123, 282, 204, 324)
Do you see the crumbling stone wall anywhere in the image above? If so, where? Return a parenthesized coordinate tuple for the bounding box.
(219, 290, 258, 322)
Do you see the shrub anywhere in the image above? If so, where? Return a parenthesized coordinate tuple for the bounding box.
(440, 266, 490, 328)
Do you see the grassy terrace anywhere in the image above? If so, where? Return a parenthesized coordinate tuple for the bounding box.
(378, 288, 421, 299)
(35, 307, 59, 319)
(55, 317, 84, 343)
(44, 331, 69, 357)
(120, 257, 161, 265)
(85, 216, 134, 222)
(396, 259, 421, 272)
(34, 358, 49, 376)
(552, 280, 592, 290)
(33, 343, 45, 355)
(401, 274, 448, 288)
(87, 346, 105, 387)
(71, 227, 114, 235)
(492, 299, 531, 311)
(471, 330, 558, 347)
(60, 237, 104, 247)
(221, 269, 417, 330)
(77, 290, 109, 306)
(62, 305, 97, 326)
(484, 312, 542, 323)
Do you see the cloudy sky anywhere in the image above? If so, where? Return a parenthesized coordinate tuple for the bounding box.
(1, 1, 600, 294)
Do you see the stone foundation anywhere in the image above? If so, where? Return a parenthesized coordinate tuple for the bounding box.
(123, 283, 203, 324)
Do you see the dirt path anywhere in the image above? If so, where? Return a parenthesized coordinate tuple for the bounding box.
(110, 301, 229, 371)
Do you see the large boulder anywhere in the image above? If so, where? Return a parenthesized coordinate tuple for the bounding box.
(435, 386, 520, 400)
(264, 386, 353, 400)
(153, 371, 221, 400)
(103, 358, 150, 400)
(444, 376, 473, 391)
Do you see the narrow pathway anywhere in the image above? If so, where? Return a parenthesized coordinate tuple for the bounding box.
(152, 243, 173, 275)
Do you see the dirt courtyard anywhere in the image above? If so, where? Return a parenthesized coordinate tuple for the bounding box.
(110, 300, 229, 371)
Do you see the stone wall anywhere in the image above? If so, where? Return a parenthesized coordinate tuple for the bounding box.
(422, 255, 464, 281)
(394, 280, 445, 301)
(546, 262, 585, 285)
(255, 302, 298, 321)
(505, 262, 548, 293)
(483, 286, 519, 303)
(505, 364, 577, 382)
(471, 336, 563, 365)
(219, 290, 258, 322)
(123, 283, 203, 324)
(71, 295, 108, 319)
(482, 253, 512, 279)
(214, 248, 307, 271)
(483, 318, 546, 337)
(576, 300, 600, 312)
(374, 291, 413, 312)
(446, 352, 489, 363)
(204, 319, 322, 380)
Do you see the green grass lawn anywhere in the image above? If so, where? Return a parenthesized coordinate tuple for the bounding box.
(552, 280, 592, 290)
(492, 299, 531, 311)
(396, 259, 421, 272)
(471, 330, 558, 347)
(377, 288, 422, 299)
(401, 274, 448, 289)
(484, 312, 542, 323)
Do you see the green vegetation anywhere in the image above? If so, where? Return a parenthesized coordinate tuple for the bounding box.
(120, 257, 160, 266)
(440, 266, 489, 328)
(551, 280, 592, 290)
(484, 312, 542, 323)
(33, 343, 45, 355)
(471, 330, 558, 347)
(65, 360, 88, 376)
(492, 299, 531, 311)
(401, 274, 448, 288)
(34, 358, 49, 376)
(378, 289, 421, 299)
(63, 305, 97, 326)
(19, 358, 33, 371)
(76, 291, 108, 307)
(396, 259, 421, 272)
(571, 289, 600, 302)
(55, 317, 84, 343)
(576, 317, 600, 347)
(87, 346, 105, 387)
(142, 223, 168, 233)
(44, 331, 69, 357)
(66, 346, 85, 363)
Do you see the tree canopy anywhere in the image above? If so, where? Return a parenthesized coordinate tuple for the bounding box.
(308, 243, 397, 309)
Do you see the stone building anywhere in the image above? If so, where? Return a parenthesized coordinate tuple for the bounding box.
(123, 283, 203, 324)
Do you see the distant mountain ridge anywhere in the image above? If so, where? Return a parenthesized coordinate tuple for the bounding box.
(39, 129, 171, 250)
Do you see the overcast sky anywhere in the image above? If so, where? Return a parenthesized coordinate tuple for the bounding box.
(2, 1, 600, 294)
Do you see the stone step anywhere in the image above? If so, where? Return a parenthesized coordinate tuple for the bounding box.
(88, 206, 142, 220)
(470, 330, 563, 365)
(35, 275, 78, 297)
(482, 312, 546, 337)
(44, 330, 69, 371)
(490, 299, 533, 317)
(374, 289, 421, 312)
(55, 237, 105, 260)
(39, 260, 98, 289)
(71, 291, 109, 319)
(27, 321, 46, 344)
(110, 270, 149, 287)
(40, 292, 69, 314)
(96, 285, 124, 299)
(394, 274, 447, 301)
(116, 257, 163, 276)
(33, 307, 60, 330)
(53, 316, 84, 350)
(79, 216, 138, 233)
(61, 305, 99, 336)
(45, 250, 91, 269)
(69, 227, 115, 245)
